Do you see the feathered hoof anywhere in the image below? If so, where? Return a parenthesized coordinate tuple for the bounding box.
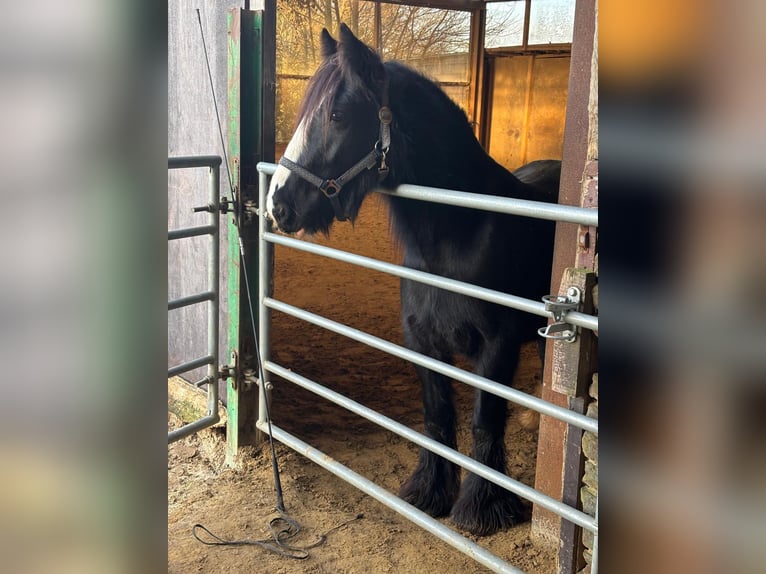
(450, 483, 528, 536)
(399, 470, 458, 518)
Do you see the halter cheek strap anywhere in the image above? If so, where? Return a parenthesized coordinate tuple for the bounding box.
(277, 89, 393, 222)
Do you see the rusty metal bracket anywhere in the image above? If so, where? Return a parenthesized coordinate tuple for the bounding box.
(538, 287, 581, 343)
(219, 350, 240, 389)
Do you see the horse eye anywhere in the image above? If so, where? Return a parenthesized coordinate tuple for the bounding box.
(330, 111, 344, 122)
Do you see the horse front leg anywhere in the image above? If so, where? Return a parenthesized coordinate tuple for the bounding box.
(450, 337, 526, 536)
(399, 361, 460, 517)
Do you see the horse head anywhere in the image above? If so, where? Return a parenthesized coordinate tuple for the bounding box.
(267, 24, 392, 237)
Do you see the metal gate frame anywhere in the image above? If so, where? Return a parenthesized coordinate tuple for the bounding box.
(255, 162, 598, 574)
(167, 155, 222, 443)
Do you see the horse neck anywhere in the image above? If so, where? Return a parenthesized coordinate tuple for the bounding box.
(385, 67, 491, 191)
(382, 64, 529, 262)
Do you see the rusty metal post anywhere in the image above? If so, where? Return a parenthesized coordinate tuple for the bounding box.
(531, 1, 598, 573)
(468, 6, 486, 139)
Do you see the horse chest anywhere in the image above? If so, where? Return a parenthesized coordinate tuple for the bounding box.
(401, 278, 491, 358)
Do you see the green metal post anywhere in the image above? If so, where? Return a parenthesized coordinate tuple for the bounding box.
(225, 4, 275, 465)
(225, 9, 243, 467)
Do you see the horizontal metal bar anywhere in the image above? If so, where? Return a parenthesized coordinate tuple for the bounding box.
(167, 355, 214, 378)
(436, 81, 470, 87)
(168, 413, 219, 443)
(168, 155, 222, 170)
(168, 225, 216, 241)
(276, 73, 313, 81)
(256, 421, 526, 574)
(377, 185, 598, 226)
(257, 161, 277, 175)
(255, 162, 597, 226)
(563, 310, 598, 331)
(266, 361, 597, 532)
(264, 298, 597, 434)
(167, 291, 215, 311)
(265, 232, 597, 332)
(265, 232, 544, 315)
(191, 375, 214, 388)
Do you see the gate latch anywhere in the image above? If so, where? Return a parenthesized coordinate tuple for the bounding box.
(538, 287, 581, 343)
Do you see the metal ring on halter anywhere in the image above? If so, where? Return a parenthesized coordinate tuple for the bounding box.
(319, 180, 342, 199)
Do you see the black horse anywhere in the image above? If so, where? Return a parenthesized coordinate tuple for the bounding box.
(267, 24, 560, 536)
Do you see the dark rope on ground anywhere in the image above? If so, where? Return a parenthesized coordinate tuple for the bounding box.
(192, 512, 364, 559)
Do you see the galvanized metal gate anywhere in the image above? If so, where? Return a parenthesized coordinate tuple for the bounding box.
(255, 162, 598, 574)
(167, 156, 222, 443)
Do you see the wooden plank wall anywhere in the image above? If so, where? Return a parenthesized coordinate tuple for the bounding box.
(168, 0, 241, 396)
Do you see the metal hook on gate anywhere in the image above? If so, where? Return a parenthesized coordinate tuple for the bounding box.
(538, 287, 581, 343)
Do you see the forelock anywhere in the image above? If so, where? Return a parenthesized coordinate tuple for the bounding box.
(295, 57, 342, 134)
(294, 55, 381, 138)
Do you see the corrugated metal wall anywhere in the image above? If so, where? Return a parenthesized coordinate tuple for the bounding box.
(486, 54, 570, 170)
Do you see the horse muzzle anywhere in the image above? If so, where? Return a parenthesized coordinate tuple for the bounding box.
(269, 196, 299, 234)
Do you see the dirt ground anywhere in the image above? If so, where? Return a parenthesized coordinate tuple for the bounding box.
(168, 195, 556, 573)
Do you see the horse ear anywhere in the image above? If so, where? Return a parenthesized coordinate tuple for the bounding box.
(337, 23, 385, 91)
(320, 28, 337, 59)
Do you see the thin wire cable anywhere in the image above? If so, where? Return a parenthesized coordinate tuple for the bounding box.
(196, 9, 237, 210)
(239, 238, 285, 512)
(195, 2, 286, 521)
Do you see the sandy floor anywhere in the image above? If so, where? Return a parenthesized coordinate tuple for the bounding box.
(168, 195, 556, 573)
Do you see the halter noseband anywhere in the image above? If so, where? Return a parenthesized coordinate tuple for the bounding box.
(277, 86, 392, 222)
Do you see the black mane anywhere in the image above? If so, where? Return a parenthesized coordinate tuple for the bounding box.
(384, 61, 542, 197)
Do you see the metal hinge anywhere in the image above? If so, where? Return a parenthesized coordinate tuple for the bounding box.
(219, 350, 240, 388)
(193, 196, 234, 215)
(242, 368, 261, 388)
(220, 350, 263, 391)
(538, 287, 581, 343)
(241, 199, 258, 224)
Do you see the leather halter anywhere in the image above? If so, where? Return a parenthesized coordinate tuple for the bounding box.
(278, 85, 392, 222)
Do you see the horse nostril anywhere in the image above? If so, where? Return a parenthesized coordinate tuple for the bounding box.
(273, 203, 286, 222)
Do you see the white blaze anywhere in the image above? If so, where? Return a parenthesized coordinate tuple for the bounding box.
(266, 116, 309, 222)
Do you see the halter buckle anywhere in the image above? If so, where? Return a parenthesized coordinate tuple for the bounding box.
(319, 179, 341, 199)
(378, 106, 393, 125)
